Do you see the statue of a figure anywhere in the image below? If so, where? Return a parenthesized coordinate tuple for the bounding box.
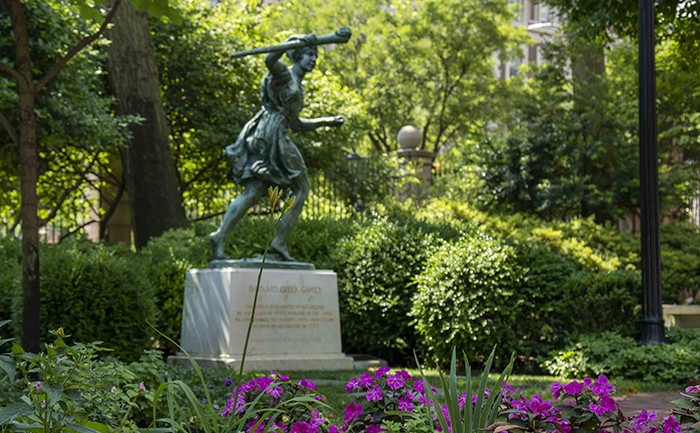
(210, 29, 351, 262)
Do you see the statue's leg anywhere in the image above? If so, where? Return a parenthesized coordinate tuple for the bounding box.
(270, 172, 310, 261)
(209, 180, 266, 260)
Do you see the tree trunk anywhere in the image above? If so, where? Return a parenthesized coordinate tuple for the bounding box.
(106, 0, 185, 249)
(7, 0, 41, 354)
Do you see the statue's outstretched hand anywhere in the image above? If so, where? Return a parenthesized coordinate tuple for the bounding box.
(329, 115, 345, 127)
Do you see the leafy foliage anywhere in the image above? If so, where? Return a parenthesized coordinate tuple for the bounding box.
(0, 328, 153, 433)
(0, 0, 132, 233)
(140, 225, 211, 354)
(411, 230, 523, 366)
(475, 39, 639, 223)
(276, 0, 528, 155)
(334, 217, 439, 365)
(544, 329, 700, 383)
(33, 239, 158, 362)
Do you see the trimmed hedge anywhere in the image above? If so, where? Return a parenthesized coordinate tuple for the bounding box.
(35, 239, 158, 362)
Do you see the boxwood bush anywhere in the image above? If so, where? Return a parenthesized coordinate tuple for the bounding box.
(411, 229, 523, 366)
(32, 239, 158, 361)
(556, 269, 642, 339)
(334, 217, 439, 365)
(511, 243, 581, 358)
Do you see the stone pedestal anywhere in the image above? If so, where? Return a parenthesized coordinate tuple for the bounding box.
(170, 267, 353, 371)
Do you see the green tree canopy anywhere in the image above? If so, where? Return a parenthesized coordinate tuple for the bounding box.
(274, 0, 528, 156)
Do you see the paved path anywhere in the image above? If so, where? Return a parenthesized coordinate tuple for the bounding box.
(616, 392, 679, 417)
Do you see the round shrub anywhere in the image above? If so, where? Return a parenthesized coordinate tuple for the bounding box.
(32, 239, 157, 361)
(411, 230, 523, 366)
(334, 217, 438, 365)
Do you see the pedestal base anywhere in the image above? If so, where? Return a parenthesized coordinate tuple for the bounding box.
(168, 353, 353, 371)
(174, 267, 352, 371)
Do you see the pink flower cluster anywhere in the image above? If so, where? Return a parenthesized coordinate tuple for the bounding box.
(501, 375, 692, 433)
(221, 371, 334, 433)
(342, 366, 433, 433)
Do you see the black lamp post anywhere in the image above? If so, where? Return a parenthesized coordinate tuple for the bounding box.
(638, 0, 665, 344)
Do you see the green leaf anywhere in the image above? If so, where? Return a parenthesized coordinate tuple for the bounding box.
(45, 382, 65, 407)
(11, 343, 23, 355)
(66, 421, 107, 433)
(671, 398, 697, 410)
(0, 354, 16, 381)
(0, 402, 34, 425)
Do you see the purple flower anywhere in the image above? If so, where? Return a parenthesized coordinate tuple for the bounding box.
(632, 410, 658, 433)
(397, 370, 412, 381)
(375, 366, 391, 378)
(329, 426, 339, 433)
(526, 394, 553, 416)
(662, 416, 681, 433)
(359, 372, 375, 388)
(344, 402, 363, 421)
(563, 381, 584, 395)
(345, 377, 361, 392)
(291, 421, 315, 433)
(588, 375, 615, 397)
(266, 385, 284, 399)
(299, 378, 316, 390)
(458, 392, 467, 409)
(224, 378, 233, 387)
(386, 373, 404, 390)
(502, 382, 517, 395)
(398, 396, 414, 412)
(254, 377, 274, 391)
(221, 389, 246, 418)
(366, 385, 383, 402)
(309, 409, 325, 428)
(414, 380, 426, 393)
(550, 382, 564, 399)
(247, 418, 266, 433)
(139, 382, 146, 392)
(685, 385, 700, 394)
(271, 370, 290, 381)
(365, 425, 383, 433)
(35, 381, 43, 390)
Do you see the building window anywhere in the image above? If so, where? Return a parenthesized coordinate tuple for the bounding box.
(529, 1, 538, 22)
(527, 44, 538, 65)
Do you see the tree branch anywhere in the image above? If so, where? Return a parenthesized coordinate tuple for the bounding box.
(35, 0, 123, 93)
(39, 154, 98, 226)
(0, 62, 23, 83)
(0, 111, 18, 146)
(183, 153, 225, 190)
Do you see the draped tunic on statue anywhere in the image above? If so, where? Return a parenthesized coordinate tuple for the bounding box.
(226, 64, 306, 187)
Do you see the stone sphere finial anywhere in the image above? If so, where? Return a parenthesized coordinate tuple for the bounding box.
(397, 125, 422, 150)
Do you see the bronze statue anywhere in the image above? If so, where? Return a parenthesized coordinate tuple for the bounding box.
(210, 28, 352, 262)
